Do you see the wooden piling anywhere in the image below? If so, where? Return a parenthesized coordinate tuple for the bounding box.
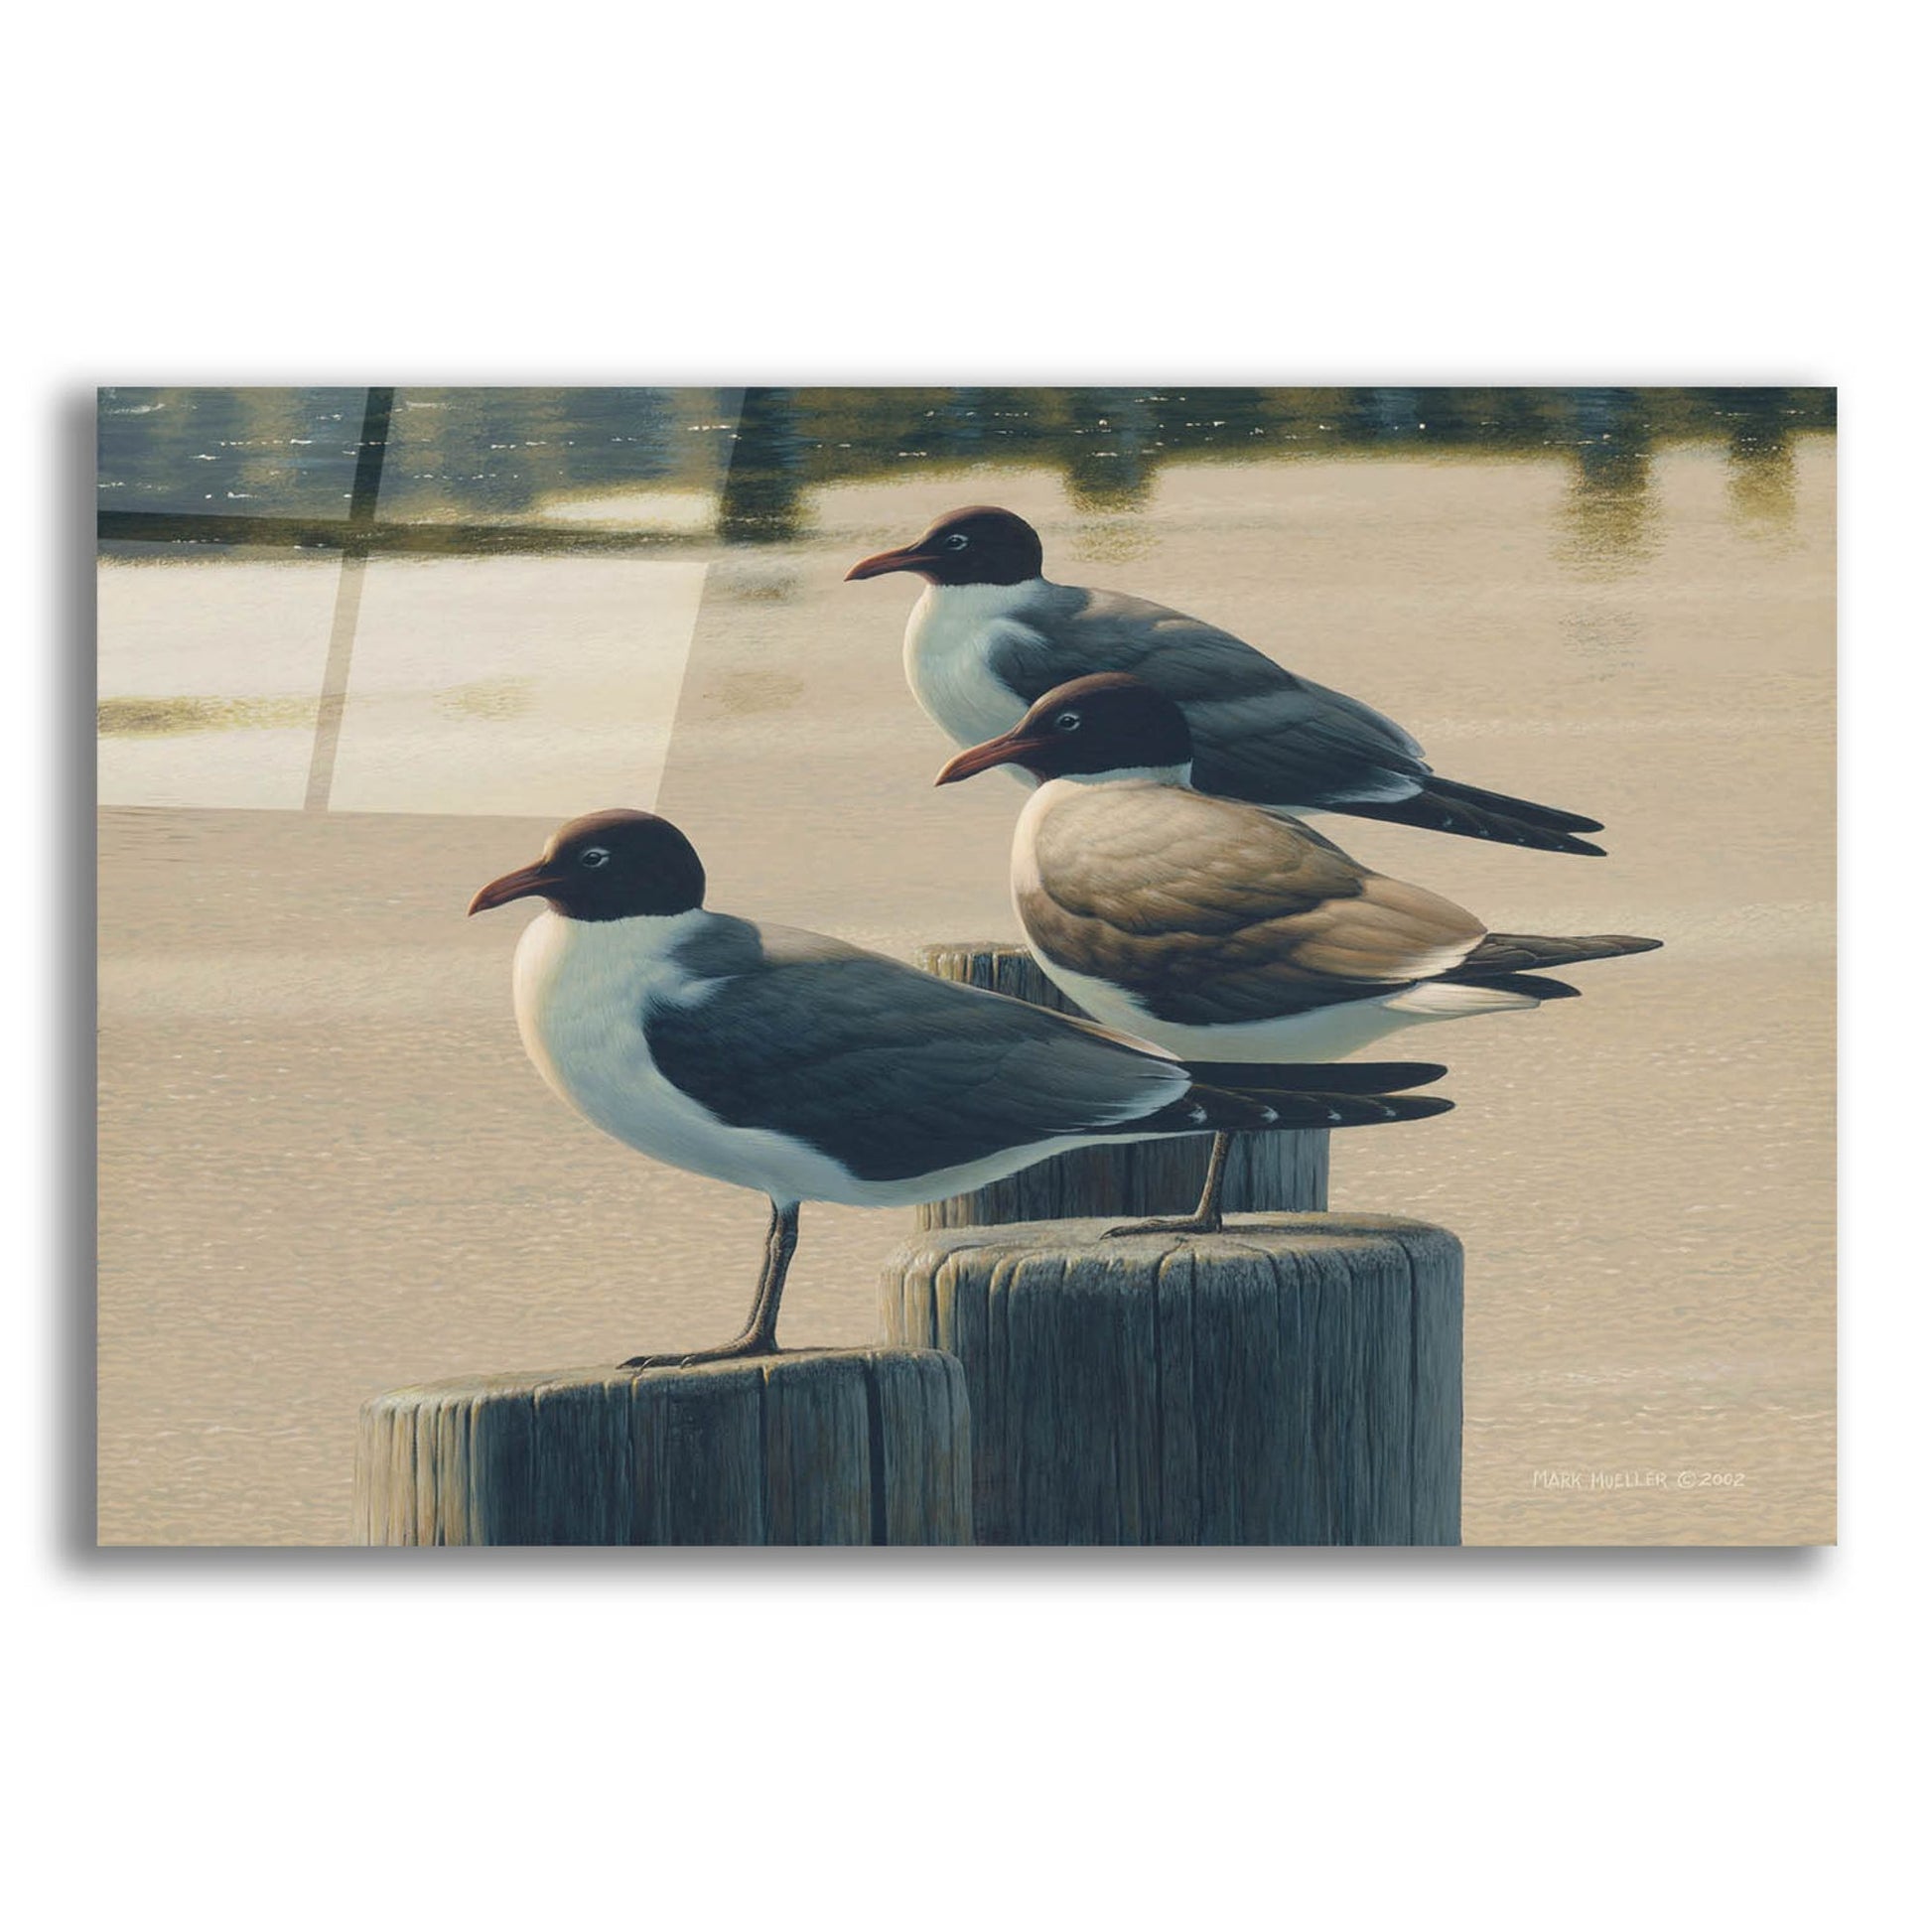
(911, 944, 1328, 1228)
(352, 1348, 973, 1546)
(882, 1215, 1462, 1546)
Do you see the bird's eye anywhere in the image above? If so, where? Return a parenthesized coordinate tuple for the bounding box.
(943, 532, 970, 551)
(1052, 711, 1081, 733)
(579, 847, 612, 869)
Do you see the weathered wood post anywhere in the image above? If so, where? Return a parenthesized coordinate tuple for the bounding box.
(895, 942, 1461, 1547)
(883, 1216, 1462, 1546)
(912, 944, 1328, 1228)
(353, 1349, 972, 1546)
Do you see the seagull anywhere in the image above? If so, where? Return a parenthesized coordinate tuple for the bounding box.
(849, 503, 1607, 855)
(469, 807, 1455, 1358)
(936, 675, 1661, 1230)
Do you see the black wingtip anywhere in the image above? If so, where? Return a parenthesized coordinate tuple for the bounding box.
(1313, 1091, 1455, 1128)
(1376, 1093, 1455, 1123)
(1421, 775, 1607, 836)
(1456, 972, 1582, 1001)
(1210, 1087, 1457, 1132)
(1339, 781, 1609, 855)
(1187, 1057, 1449, 1095)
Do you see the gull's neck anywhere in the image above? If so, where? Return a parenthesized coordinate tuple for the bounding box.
(1047, 762, 1194, 788)
(920, 577, 1047, 612)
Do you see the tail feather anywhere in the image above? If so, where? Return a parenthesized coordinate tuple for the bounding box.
(1120, 1080, 1453, 1138)
(1341, 777, 1607, 856)
(1451, 932, 1662, 977)
(1444, 971, 1580, 1002)
(1184, 1058, 1449, 1095)
(1121, 1057, 1455, 1137)
(1242, 1090, 1454, 1130)
(1422, 775, 1605, 834)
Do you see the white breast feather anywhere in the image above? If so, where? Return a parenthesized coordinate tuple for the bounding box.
(902, 583, 1043, 769)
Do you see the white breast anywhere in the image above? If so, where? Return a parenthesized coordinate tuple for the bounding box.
(512, 909, 709, 1160)
(508, 910, 819, 1202)
(902, 582, 1041, 770)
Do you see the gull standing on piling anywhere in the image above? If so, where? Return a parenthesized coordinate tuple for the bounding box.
(470, 808, 1455, 1363)
(849, 504, 1607, 855)
(937, 675, 1660, 1232)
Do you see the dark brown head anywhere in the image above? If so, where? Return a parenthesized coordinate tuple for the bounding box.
(935, 673, 1194, 785)
(845, 506, 1044, 589)
(468, 809, 707, 922)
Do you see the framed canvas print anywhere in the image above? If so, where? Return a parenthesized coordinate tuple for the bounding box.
(94, 386, 1835, 1547)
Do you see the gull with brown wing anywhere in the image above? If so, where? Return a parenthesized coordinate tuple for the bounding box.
(937, 675, 1661, 1234)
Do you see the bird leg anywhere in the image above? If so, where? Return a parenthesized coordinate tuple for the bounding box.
(1102, 1132, 1230, 1239)
(621, 1199, 800, 1369)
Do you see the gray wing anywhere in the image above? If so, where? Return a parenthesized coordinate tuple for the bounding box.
(647, 924, 1187, 1184)
(991, 587, 1431, 809)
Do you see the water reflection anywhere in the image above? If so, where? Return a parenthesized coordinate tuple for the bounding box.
(1722, 387, 1800, 536)
(96, 386, 368, 519)
(381, 386, 737, 524)
(1060, 390, 1163, 510)
(100, 385, 1836, 562)
(95, 385, 740, 530)
(717, 387, 807, 542)
(702, 385, 1835, 539)
(1562, 387, 1660, 574)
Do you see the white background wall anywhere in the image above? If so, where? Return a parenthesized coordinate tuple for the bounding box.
(13, 8, 1918, 1930)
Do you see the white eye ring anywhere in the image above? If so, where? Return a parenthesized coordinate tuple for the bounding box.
(580, 847, 612, 869)
(943, 532, 970, 550)
(1052, 711, 1081, 732)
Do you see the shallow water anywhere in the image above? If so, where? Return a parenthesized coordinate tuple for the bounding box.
(95, 390, 1835, 1545)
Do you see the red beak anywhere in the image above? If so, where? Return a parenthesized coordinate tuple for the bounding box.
(934, 731, 1055, 785)
(468, 860, 561, 915)
(845, 542, 931, 583)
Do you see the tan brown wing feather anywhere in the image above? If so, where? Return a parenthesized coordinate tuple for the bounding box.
(1023, 785, 1486, 1026)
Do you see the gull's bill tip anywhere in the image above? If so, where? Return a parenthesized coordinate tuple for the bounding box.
(845, 544, 919, 582)
(935, 732, 1046, 786)
(468, 861, 557, 916)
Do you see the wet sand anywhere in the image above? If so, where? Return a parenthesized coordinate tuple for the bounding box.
(96, 441, 1835, 1544)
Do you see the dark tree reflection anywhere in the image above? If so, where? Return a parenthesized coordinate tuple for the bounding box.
(717, 388, 807, 543)
(1719, 387, 1799, 536)
(1562, 387, 1659, 572)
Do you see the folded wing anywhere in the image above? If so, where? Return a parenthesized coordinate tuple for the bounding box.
(1022, 786, 1489, 1028)
(647, 935, 1197, 1183)
(990, 587, 1431, 808)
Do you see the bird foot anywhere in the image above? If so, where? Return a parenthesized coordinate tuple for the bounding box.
(1101, 1211, 1224, 1240)
(621, 1334, 777, 1370)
